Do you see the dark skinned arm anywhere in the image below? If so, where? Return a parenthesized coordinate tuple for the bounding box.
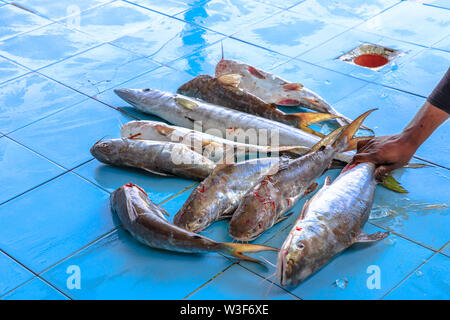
(352, 68, 450, 180)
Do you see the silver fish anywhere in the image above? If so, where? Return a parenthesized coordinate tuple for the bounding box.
(90, 138, 215, 180)
(110, 183, 278, 263)
(229, 110, 374, 241)
(113, 88, 358, 163)
(277, 162, 389, 286)
(173, 157, 288, 232)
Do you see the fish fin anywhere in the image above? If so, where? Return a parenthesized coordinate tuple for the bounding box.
(154, 124, 175, 136)
(324, 176, 332, 186)
(297, 200, 310, 221)
(379, 174, 408, 193)
(404, 162, 432, 169)
(282, 82, 304, 92)
(333, 108, 377, 152)
(304, 182, 318, 196)
(354, 231, 389, 243)
(217, 243, 278, 264)
(309, 125, 347, 153)
(217, 73, 242, 87)
(346, 136, 374, 151)
(276, 98, 301, 106)
(275, 211, 294, 225)
(175, 97, 199, 110)
(287, 112, 340, 137)
(142, 168, 173, 177)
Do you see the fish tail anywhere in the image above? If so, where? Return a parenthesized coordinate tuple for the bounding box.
(286, 112, 341, 137)
(216, 242, 278, 264)
(334, 109, 377, 152)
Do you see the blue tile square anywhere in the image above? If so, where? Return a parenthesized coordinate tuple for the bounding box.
(332, 83, 449, 167)
(254, 0, 305, 9)
(168, 37, 291, 77)
(385, 252, 449, 300)
(0, 22, 101, 70)
(187, 264, 297, 300)
(369, 166, 450, 252)
(433, 35, 450, 52)
(380, 48, 450, 98)
(0, 56, 28, 85)
(39, 44, 159, 96)
(290, 0, 399, 28)
(41, 227, 234, 299)
(74, 159, 197, 204)
(0, 136, 65, 204)
(0, 251, 33, 296)
(241, 223, 433, 299)
(111, 17, 225, 64)
(175, 0, 281, 36)
(11, 0, 113, 20)
(9, 98, 135, 169)
(0, 172, 115, 273)
(60, 1, 167, 42)
(1, 277, 68, 300)
(0, 4, 51, 41)
(356, 1, 450, 47)
(270, 58, 368, 105)
(231, 10, 348, 58)
(0, 73, 86, 134)
(426, 0, 450, 10)
(131, 0, 209, 16)
(299, 29, 426, 82)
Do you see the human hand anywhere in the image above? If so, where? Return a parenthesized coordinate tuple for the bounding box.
(351, 134, 418, 180)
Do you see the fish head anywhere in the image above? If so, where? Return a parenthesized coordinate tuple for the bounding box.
(173, 195, 217, 232)
(277, 222, 326, 287)
(90, 138, 126, 165)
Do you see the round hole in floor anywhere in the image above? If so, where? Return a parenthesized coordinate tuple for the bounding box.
(353, 54, 389, 68)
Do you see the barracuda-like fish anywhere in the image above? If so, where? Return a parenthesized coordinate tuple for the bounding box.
(173, 157, 288, 232)
(113, 88, 358, 163)
(177, 74, 338, 137)
(121, 120, 308, 163)
(215, 59, 371, 130)
(110, 183, 278, 263)
(229, 110, 374, 242)
(277, 162, 389, 286)
(90, 138, 215, 180)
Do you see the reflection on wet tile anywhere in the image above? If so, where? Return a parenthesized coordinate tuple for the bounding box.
(0, 73, 86, 134)
(241, 223, 433, 299)
(385, 252, 449, 300)
(168, 37, 291, 77)
(176, 0, 280, 36)
(41, 227, 233, 299)
(0, 56, 28, 85)
(1, 277, 68, 300)
(254, 0, 305, 9)
(132, 0, 209, 16)
(231, 10, 347, 58)
(357, 1, 450, 47)
(9, 99, 134, 169)
(290, 0, 399, 28)
(60, 1, 164, 42)
(380, 48, 450, 98)
(10, 0, 113, 20)
(188, 264, 297, 300)
(0, 136, 65, 204)
(299, 29, 426, 82)
(0, 22, 100, 70)
(0, 4, 50, 41)
(0, 251, 33, 296)
(74, 159, 197, 204)
(111, 16, 224, 64)
(39, 44, 159, 96)
(0, 172, 114, 273)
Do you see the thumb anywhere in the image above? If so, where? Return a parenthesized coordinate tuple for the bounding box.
(356, 138, 371, 152)
(352, 153, 374, 164)
(375, 164, 400, 181)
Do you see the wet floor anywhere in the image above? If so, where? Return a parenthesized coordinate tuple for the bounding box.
(0, 0, 448, 300)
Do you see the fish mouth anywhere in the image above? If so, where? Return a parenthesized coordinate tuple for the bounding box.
(114, 88, 140, 106)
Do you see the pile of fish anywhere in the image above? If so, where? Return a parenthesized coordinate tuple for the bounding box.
(91, 59, 403, 287)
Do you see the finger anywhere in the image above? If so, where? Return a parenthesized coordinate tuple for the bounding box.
(352, 152, 376, 164)
(375, 164, 401, 181)
(356, 139, 372, 152)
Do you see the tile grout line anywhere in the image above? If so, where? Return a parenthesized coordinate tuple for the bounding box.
(380, 241, 449, 300)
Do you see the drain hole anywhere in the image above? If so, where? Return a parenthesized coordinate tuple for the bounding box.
(353, 54, 389, 68)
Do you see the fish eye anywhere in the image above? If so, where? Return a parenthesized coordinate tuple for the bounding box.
(257, 222, 262, 229)
(143, 88, 150, 92)
(197, 218, 202, 223)
(296, 241, 305, 249)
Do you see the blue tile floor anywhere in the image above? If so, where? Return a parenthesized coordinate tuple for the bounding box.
(0, 0, 448, 300)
